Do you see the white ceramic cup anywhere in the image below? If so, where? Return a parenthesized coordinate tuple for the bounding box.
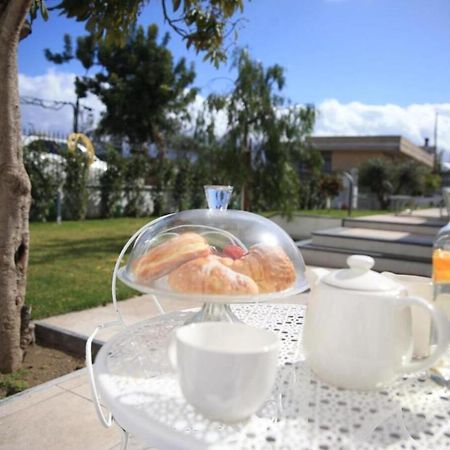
(168, 322, 280, 422)
(382, 273, 433, 358)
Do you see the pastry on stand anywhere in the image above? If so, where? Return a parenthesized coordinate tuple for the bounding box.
(117, 185, 308, 322)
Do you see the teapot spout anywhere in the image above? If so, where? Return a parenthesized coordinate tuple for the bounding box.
(306, 267, 330, 286)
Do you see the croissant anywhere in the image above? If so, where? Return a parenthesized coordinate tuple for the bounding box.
(229, 244, 296, 293)
(133, 232, 211, 282)
(168, 255, 259, 295)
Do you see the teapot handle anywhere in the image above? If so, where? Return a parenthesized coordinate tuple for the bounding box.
(397, 295, 449, 374)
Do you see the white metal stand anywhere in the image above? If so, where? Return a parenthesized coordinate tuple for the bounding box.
(86, 221, 166, 448)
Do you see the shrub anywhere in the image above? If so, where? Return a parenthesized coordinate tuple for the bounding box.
(151, 157, 175, 216)
(124, 153, 150, 217)
(190, 160, 210, 209)
(424, 173, 441, 195)
(394, 161, 428, 196)
(298, 174, 323, 210)
(359, 158, 394, 209)
(172, 158, 193, 211)
(359, 157, 436, 209)
(100, 148, 125, 218)
(319, 174, 342, 199)
(63, 149, 89, 220)
(23, 141, 65, 222)
(0, 370, 29, 397)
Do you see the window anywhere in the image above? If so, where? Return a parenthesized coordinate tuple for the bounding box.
(323, 153, 332, 173)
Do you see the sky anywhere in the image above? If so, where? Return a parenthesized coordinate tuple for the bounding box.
(17, 0, 450, 157)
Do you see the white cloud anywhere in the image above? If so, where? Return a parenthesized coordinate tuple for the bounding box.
(185, 93, 229, 136)
(19, 69, 104, 135)
(315, 99, 450, 160)
(19, 70, 450, 160)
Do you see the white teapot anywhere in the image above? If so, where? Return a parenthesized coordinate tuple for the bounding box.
(303, 255, 449, 390)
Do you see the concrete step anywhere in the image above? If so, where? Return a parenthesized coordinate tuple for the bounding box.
(298, 240, 431, 277)
(343, 215, 446, 236)
(311, 227, 433, 259)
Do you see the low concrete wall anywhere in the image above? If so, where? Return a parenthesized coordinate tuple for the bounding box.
(269, 214, 342, 240)
(357, 193, 442, 211)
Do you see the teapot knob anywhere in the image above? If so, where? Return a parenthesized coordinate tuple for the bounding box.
(347, 255, 374, 272)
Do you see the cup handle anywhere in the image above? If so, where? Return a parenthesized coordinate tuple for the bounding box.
(397, 295, 449, 374)
(168, 334, 178, 371)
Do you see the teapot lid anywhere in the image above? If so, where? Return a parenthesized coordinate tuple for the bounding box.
(323, 255, 399, 291)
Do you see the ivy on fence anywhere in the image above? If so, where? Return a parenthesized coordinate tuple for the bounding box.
(63, 150, 89, 220)
(23, 141, 65, 222)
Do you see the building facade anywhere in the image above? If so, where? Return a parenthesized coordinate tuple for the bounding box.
(308, 135, 435, 173)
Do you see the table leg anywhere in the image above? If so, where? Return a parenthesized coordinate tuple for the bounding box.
(120, 428, 129, 450)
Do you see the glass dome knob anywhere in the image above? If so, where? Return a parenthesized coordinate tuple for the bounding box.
(204, 185, 233, 211)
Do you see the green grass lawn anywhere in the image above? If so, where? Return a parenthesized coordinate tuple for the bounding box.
(28, 218, 151, 319)
(27, 209, 385, 319)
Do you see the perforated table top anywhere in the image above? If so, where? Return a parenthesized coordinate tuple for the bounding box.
(94, 304, 450, 450)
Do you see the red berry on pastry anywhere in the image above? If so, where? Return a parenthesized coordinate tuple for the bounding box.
(223, 244, 247, 260)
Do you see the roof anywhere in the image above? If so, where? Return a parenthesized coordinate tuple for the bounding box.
(308, 135, 434, 167)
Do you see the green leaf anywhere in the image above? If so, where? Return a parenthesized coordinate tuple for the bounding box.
(40, 0, 49, 21)
(29, 1, 38, 21)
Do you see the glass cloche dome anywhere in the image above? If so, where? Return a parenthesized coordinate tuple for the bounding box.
(117, 186, 308, 321)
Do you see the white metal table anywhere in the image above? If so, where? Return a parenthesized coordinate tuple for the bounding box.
(91, 303, 450, 450)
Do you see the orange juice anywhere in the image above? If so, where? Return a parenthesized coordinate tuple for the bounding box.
(432, 248, 450, 283)
(431, 247, 450, 385)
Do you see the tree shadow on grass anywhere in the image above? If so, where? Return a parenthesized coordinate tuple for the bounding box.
(31, 235, 130, 264)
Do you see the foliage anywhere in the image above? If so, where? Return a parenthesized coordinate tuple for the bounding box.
(168, 110, 230, 207)
(29, 0, 48, 21)
(172, 157, 194, 211)
(0, 369, 29, 397)
(123, 153, 151, 217)
(359, 157, 436, 210)
(46, 24, 201, 208)
(62, 149, 90, 220)
(190, 160, 211, 208)
(100, 148, 126, 218)
(150, 157, 176, 215)
(298, 175, 324, 210)
(358, 158, 394, 210)
(54, 0, 244, 66)
(319, 174, 342, 199)
(295, 140, 324, 210)
(206, 50, 319, 217)
(96, 26, 196, 149)
(425, 173, 441, 195)
(394, 160, 429, 196)
(46, 26, 198, 151)
(23, 141, 65, 222)
(2, 0, 246, 373)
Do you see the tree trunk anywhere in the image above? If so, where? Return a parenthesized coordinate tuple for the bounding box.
(240, 130, 251, 211)
(0, 0, 33, 373)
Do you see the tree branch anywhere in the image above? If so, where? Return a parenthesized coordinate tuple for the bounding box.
(0, 0, 33, 42)
(161, 0, 188, 38)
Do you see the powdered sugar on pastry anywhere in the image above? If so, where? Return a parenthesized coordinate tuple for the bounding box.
(133, 232, 211, 283)
(168, 255, 259, 295)
(231, 243, 296, 293)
